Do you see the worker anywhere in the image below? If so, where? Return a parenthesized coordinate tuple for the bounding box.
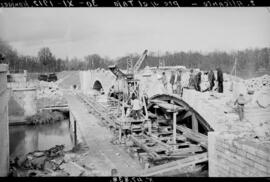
(131, 94, 142, 120)
(123, 100, 131, 116)
(208, 70, 215, 91)
(175, 69, 182, 96)
(194, 72, 202, 92)
(142, 91, 148, 115)
(188, 69, 195, 89)
(217, 67, 224, 93)
(170, 71, 176, 93)
(161, 72, 168, 91)
(234, 93, 248, 121)
(142, 91, 148, 106)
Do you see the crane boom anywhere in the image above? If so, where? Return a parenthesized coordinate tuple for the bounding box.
(133, 49, 148, 74)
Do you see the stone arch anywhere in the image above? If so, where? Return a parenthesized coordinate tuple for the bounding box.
(148, 94, 214, 134)
(93, 80, 103, 91)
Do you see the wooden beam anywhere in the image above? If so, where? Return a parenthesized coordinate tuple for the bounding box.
(173, 112, 177, 145)
(150, 99, 185, 112)
(130, 135, 161, 160)
(144, 134, 172, 150)
(141, 153, 208, 176)
(180, 111, 192, 120)
(168, 145, 203, 156)
(176, 125, 207, 148)
(192, 114, 199, 133)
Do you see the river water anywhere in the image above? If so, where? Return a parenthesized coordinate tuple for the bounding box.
(9, 120, 73, 159)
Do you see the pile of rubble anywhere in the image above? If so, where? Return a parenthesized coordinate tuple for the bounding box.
(244, 75, 270, 108)
(245, 74, 270, 91)
(9, 144, 100, 177)
(36, 81, 67, 109)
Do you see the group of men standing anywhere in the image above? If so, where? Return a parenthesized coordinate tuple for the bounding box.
(161, 69, 183, 96)
(189, 67, 224, 93)
(160, 67, 224, 95)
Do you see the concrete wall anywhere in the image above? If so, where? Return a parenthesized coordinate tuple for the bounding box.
(8, 71, 27, 83)
(8, 88, 37, 123)
(208, 132, 270, 177)
(0, 64, 9, 176)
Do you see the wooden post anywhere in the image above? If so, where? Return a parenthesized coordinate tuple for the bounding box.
(173, 112, 177, 146)
(142, 94, 148, 119)
(118, 127, 122, 142)
(69, 111, 71, 129)
(148, 120, 152, 135)
(74, 120, 77, 146)
(191, 114, 198, 133)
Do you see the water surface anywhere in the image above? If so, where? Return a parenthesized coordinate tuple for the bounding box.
(9, 120, 73, 159)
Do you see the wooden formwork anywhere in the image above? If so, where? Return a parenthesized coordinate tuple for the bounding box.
(75, 92, 210, 176)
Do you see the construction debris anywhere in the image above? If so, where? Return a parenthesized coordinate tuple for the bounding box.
(9, 144, 100, 177)
(36, 81, 68, 110)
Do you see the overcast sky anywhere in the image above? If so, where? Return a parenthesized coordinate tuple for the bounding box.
(0, 8, 269, 60)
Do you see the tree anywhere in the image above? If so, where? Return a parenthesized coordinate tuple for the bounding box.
(37, 47, 55, 72)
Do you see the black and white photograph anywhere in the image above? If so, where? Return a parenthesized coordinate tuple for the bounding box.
(0, 6, 270, 178)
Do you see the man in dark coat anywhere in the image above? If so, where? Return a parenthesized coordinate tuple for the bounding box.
(169, 71, 176, 93)
(188, 69, 195, 89)
(175, 69, 182, 96)
(208, 70, 215, 91)
(194, 72, 202, 92)
(217, 67, 223, 93)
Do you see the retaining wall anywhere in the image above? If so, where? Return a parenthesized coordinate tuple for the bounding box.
(208, 132, 270, 177)
(8, 88, 37, 123)
(0, 64, 9, 176)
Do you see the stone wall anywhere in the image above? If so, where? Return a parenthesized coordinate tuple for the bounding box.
(7, 71, 27, 83)
(208, 132, 270, 177)
(8, 88, 37, 123)
(0, 64, 9, 176)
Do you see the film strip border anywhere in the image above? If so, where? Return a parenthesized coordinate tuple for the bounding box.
(0, 0, 268, 7)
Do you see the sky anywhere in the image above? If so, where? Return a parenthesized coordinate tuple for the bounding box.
(0, 8, 269, 60)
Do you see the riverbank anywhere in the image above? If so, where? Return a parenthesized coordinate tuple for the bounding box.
(9, 110, 69, 126)
(9, 143, 102, 177)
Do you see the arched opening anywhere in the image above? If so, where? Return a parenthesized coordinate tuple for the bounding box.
(148, 94, 213, 135)
(93, 80, 103, 91)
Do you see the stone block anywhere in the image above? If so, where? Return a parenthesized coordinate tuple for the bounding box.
(255, 149, 270, 161)
(246, 153, 258, 162)
(236, 148, 247, 157)
(228, 146, 237, 153)
(243, 158, 255, 168)
(254, 163, 268, 173)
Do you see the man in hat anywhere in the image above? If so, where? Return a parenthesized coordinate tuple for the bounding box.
(130, 94, 142, 120)
(161, 72, 168, 91)
(217, 67, 224, 93)
(175, 69, 182, 96)
(188, 69, 195, 89)
(234, 93, 248, 121)
(170, 70, 176, 93)
(194, 72, 202, 92)
(208, 69, 215, 91)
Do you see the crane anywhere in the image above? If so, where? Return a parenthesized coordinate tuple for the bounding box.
(133, 49, 148, 74)
(109, 49, 148, 80)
